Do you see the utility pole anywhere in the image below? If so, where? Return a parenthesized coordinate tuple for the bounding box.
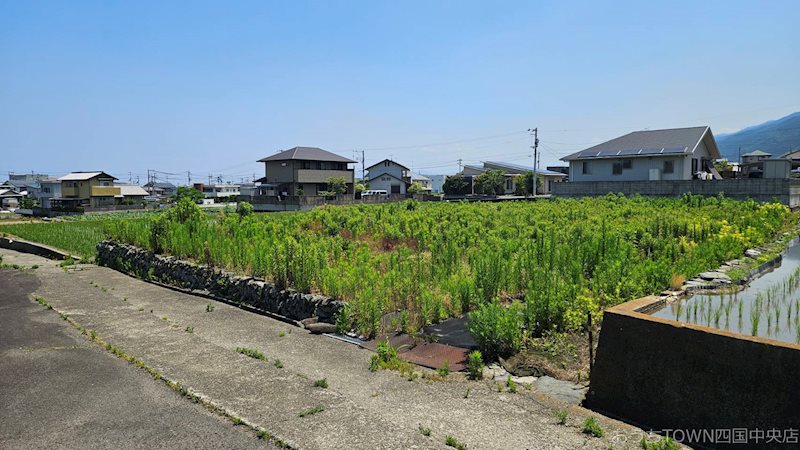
(187, 171, 191, 186)
(529, 128, 539, 196)
(457, 158, 463, 173)
(361, 150, 365, 182)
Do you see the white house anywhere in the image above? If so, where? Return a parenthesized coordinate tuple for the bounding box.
(561, 126, 722, 181)
(194, 183, 240, 200)
(33, 178, 62, 208)
(365, 159, 411, 194)
(411, 174, 432, 192)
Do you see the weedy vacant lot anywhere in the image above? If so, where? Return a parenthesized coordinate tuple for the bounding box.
(2, 195, 795, 362)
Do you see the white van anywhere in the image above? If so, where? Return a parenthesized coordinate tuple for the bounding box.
(362, 190, 388, 198)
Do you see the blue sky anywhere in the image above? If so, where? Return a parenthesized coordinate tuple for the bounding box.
(2, 0, 798, 183)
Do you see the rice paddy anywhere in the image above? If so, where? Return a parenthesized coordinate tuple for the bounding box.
(654, 241, 800, 344)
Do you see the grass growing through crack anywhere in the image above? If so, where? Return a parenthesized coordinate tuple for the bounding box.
(236, 347, 266, 361)
(298, 405, 325, 418)
(506, 376, 517, 393)
(313, 378, 328, 388)
(554, 409, 568, 425)
(445, 435, 468, 450)
(206, 304, 215, 312)
(419, 425, 432, 437)
(640, 435, 681, 450)
(369, 338, 415, 379)
(582, 416, 604, 437)
(185, 326, 194, 333)
(273, 359, 284, 368)
(436, 361, 450, 377)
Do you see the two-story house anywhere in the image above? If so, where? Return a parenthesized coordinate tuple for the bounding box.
(33, 177, 62, 208)
(365, 159, 411, 194)
(54, 171, 120, 209)
(257, 147, 355, 196)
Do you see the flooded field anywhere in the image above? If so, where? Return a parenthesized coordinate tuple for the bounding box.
(652, 242, 800, 345)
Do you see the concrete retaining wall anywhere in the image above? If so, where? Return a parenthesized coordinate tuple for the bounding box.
(0, 237, 78, 261)
(552, 178, 800, 207)
(96, 240, 343, 324)
(586, 296, 800, 449)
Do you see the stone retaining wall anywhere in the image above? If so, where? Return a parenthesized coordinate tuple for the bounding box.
(96, 240, 343, 324)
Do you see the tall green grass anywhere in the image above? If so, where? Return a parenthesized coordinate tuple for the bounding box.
(2, 195, 795, 346)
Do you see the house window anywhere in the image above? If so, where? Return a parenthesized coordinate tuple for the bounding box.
(622, 160, 632, 170)
(691, 158, 699, 173)
(612, 162, 623, 175)
(506, 179, 512, 191)
(664, 160, 674, 174)
(582, 161, 591, 175)
(385, 161, 390, 167)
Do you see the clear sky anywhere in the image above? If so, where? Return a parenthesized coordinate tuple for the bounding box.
(2, 0, 798, 184)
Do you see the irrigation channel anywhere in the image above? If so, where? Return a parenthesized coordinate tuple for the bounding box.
(652, 241, 800, 344)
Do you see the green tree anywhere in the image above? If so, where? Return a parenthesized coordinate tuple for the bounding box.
(474, 169, 505, 195)
(514, 171, 534, 196)
(443, 176, 469, 195)
(326, 177, 348, 196)
(354, 182, 366, 195)
(407, 182, 423, 195)
(173, 186, 204, 203)
(714, 159, 733, 173)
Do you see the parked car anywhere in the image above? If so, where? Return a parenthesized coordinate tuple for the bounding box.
(362, 190, 388, 198)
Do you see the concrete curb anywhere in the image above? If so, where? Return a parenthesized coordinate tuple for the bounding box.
(0, 237, 80, 262)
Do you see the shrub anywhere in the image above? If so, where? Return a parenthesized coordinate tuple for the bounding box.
(466, 350, 484, 380)
(237, 201, 254, 219)
(468, 301, 522, 360)
(554, 409, 568, 425)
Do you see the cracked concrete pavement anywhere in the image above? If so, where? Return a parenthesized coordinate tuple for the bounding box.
(0, 248, 649, 449)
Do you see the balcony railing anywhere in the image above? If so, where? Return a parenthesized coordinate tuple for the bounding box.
(91, 186, 121, 197)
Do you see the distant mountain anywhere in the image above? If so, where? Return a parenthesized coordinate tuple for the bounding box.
(716, 111, 800, 161)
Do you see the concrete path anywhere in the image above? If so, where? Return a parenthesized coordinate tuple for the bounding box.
(0, 248, 649, 449)
(0, 266, 273, 450)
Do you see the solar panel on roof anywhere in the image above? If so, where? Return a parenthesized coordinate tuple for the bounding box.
(597, 149, 620, 157)
(661, 146, 687, 154)
(619, 149, 642, 156)
(636, 147, 665, 155)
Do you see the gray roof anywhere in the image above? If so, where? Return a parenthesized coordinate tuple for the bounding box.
(562, 126, 719, 161)
(365, 159, 410, 171)
(483, 161, 568, 177)
(145, 181, 176, 189)
(741, 150, 772, 157)
(258, 147, 356, 163)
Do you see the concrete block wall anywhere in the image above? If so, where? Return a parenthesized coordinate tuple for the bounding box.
(96, 240, 343, 323)
(552, 179, 800, 207)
